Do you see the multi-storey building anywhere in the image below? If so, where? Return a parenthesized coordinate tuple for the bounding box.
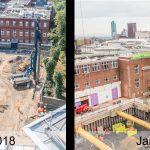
(0, 1, 53, 45)
(127, 23, 137, 38)
(75, 57, 121, 107)
(119, 54, 150, 98)
(75, 52, 150, 107)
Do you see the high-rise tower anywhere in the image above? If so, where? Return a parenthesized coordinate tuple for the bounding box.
(111, 20, 117, 39)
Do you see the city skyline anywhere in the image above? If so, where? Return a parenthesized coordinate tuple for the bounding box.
(75, 0, 150, 37)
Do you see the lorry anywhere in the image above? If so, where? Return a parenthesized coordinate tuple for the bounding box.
(75, 104, 89, 114)
(10, 73, 32, 88)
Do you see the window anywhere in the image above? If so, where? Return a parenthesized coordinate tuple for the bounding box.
(95, 79, 100, 86)
(43, 22, 47, 28)
(85, 81, 90, 89)
(82, 65, 90, 74)
(19, 31, 23, 36)
(13, 21, 16, 26)
(104, 77, 109, 84)
(135, 79, 140, 88)
(102, 62, 109, 70)
(25, 31, 29, 36)
(25, 21, 29, 27)
(75, 84, 80, 90)
(19, 21, 23, 26)
(75, 66, 80, 75)
(6, 31, 10, 36)
(134, 64, 139, 74)
(92, 63, 100, 72)
(31, 22, 34, 27)
(13, 30, 16, 36)
(43, 32, 46, 37)
(113, 75, 118, 81)
(0, 20, 4, 26)
(1, 30, 4, 36)
(31, 31, 34, 37)
(111, 61, 118, 69)
(7, 39, 10, 42)
(6, 21, 9, 26)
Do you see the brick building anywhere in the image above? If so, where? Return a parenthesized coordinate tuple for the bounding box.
(75, 57, 121, 107)
(75, 53, 150, 107)
(119, 54, 150, 99)
(0, 2, 53, 45)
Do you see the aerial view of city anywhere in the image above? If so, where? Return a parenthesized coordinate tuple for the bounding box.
(0, 0, 66, 149)
(75, 0, 150, 150)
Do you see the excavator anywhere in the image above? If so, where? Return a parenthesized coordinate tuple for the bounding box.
(75, 111, 150, 150)
(18, 61, 29, 71)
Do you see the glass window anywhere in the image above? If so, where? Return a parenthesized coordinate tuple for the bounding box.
(75, 66, 80, 75)
(13, 21, 16, 26)
(92, 63, 100, 72)
(1, 30, 4, 36)
(111, 61, 118, 69)
(43, 22, 47, 28)
(43, 32, 46, 37)
(6, 21, 9, 26)
(19, 31, 23, 36)
(135, 79, 140, 88)
(25, 31, 29, 36)
(102, 62, 109, 70)
(25, 21, 29, 27)
(82, 65, 90, 74)
(19, 21, 23, 26)
(134, 64, 139, 74)
(104, 77, 109, 84)
(95, 79, 100, 86)
(113, 75, 118, 81)
(85, 81, 90, 89)
(75, 84, 80, 90)
(0, 20, 4, 26)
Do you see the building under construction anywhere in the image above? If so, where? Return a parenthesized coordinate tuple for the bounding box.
(75, 52, 150, 150)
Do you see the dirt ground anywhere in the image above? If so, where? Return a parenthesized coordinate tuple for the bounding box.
(0, 53, 46, 145)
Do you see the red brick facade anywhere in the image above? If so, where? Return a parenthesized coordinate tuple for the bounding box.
(0, 18, 50, 44)
(119, 57, 150, 98)
(75, 60, 119, 92)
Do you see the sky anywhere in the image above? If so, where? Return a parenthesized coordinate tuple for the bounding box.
(75, 0, 150, 37)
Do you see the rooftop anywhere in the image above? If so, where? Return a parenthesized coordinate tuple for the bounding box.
(0, 0, 52, 19)
(23, 105, 66, 150)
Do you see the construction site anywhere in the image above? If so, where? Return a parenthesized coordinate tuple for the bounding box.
(74, 46, 150, 150)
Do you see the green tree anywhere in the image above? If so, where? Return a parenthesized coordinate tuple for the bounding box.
(54, 72, 65, 99)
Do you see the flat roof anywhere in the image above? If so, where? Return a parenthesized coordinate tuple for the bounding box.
(75, 56, 118, 66)
(23, 105, 66, 150)
(0, 0, 52, 19)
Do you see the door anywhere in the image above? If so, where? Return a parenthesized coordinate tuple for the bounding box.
(112, 88, 118, 100)
(90, 93, 98, 106)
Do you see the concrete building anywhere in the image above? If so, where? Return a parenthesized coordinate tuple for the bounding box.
(111, 20, 117, 39)
(127, 23, 137, 38)
(135, 31, 150, 39)
(0, 0, 53, 45)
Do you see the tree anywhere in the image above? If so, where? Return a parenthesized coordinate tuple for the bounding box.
(54, 72, 65, 99)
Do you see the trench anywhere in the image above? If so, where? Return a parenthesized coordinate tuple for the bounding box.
(82, 107, 150, 132)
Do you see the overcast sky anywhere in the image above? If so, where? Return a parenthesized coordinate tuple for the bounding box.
(75, 0, 150, 37)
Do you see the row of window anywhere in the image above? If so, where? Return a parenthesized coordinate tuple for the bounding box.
(75, 78, 140, 90)
(0, 39, 47, 44)
(0, 30, 47, 37)
(75, 75, 118, 90)
(0, 20, 47, 28)
(75, 61, 118, 75)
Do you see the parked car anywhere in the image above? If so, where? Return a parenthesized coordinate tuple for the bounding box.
(75, 104, 89, 114)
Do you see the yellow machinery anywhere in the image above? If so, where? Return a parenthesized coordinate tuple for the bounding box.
(75, 126, 112, 150)
(18, 61, 29, 71)
(116, 111, 150, 129)
(112, 123, 126, 134)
